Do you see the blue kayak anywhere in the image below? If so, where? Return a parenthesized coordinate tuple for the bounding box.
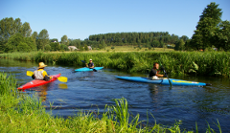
(116, 76, 211, 86)
(75, 67, 104, 72)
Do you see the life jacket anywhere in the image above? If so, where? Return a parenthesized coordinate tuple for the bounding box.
(34, 70, 44, 80)
(88, 62, 94, 67)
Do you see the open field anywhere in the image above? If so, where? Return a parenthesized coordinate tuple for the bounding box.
(47, 46, 174, 53)
(81, 46, 175, 53)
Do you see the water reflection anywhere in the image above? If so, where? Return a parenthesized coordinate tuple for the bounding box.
(38, 85, 48, 102)
(31, 84, 50, 102)
(58, 84, 68, 89)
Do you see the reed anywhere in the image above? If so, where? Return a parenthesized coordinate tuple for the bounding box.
(0, 51, 229, 77)
(1, 51, 229, 77)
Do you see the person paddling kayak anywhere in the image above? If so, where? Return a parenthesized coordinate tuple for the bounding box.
(86, 59, 95, 68)
(149, 62, 165, 79)
(32, 62, 52, 81)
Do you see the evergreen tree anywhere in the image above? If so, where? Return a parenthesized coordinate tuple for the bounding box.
(190, 2, 222, 51)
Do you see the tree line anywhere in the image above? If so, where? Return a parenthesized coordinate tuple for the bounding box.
(88, 2, 230, 51)
(88, 32, 187, 48)
(0, 2, 229, 53)
(0, 17, 72, 52)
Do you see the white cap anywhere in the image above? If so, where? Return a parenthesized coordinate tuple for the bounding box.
(89, 59, 92, 61)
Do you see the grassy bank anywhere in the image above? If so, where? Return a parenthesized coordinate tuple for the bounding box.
(0, 51, 230, 77)
(0, 72, 223, 132)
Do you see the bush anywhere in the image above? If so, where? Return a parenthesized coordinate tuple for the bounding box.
(17, 42, 30, 52)
(44, 44, 51, 52)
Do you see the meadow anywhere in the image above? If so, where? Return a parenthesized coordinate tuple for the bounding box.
(0, 49, 229, 77)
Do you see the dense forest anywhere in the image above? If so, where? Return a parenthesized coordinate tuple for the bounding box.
(0, 2, 229, 53)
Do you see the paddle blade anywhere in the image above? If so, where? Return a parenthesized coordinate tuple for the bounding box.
(27, 71, 34, 76)
(57, 76, 68, 82)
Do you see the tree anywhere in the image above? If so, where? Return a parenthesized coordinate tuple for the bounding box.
(180, 35, 189, 42)
(44, 44, 51, 51)
(4, 33, 36, 52)
(31, 31, 38, 40)
(17, 42, 30, 52)
(151, 40, 160, 47)
(175, 39, 185, 51)
(37, 29, 49, 50)
(14, 18, 22, 34)
(69, 39, 81, 47)
(98, 44, 103, 49)
(79, 46, 84, 51)
(216, 20, 230, 51)
(21, 22, 32, 37)
(50, 42, 60, 51)
(189, 31, 203, 50)
(84, 45, 89, 51)
(50, 38, 58, 43)
(25, 37, 37, 51)
(60, 44, 68, 51)
(61, 35, 69, 46)
(0, 17, 22, 49)
(101, 40, 107, 49)
(159, 41, 165, 48)
(190, 2, 222, 51)
(4, 33, 24, 52)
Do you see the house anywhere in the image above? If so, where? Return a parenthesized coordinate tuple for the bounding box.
(87, 46, 92, 50)
(68, 46, 78, 51)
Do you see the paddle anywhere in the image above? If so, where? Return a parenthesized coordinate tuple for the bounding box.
(26, 71, 68, 82)
(159, 61, 172, 87)
(81, 60, 97, 72)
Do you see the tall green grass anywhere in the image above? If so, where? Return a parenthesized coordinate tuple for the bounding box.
(1, 51, 230, 77)
(0, 72, 224, 132)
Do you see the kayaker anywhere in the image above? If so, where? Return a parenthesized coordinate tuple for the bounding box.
(32, 62, 51, 81)
(86, 59, 94, 68)
(149, 62, 164, 79)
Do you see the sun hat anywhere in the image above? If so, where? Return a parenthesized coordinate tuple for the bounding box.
(38, 62, 47, 69)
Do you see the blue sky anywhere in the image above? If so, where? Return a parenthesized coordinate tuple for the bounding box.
(1, 0, 230, 41)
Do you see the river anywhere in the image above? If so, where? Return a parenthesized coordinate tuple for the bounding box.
(0, 59, 229, 132)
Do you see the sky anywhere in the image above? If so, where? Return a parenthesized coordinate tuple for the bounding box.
(1, 0, 230, 41)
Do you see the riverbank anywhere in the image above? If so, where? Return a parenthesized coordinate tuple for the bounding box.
(0, 51, 230, 77)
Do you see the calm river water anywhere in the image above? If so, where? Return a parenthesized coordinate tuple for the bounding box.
(0, 59, 229, 132)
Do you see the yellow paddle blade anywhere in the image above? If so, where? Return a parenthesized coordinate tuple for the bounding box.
(27, 71, 34, 76)
(57, 77, 68, 82)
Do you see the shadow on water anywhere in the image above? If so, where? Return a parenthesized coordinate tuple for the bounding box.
(0, 58, 230, 132)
